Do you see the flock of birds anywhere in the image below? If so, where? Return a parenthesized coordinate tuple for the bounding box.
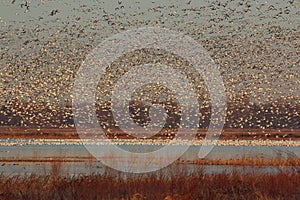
(11, 0, 59, 15)
(0, 0, 299, 132)
(1, 138, 300, 147)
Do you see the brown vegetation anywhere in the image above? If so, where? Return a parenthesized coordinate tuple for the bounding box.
(0, 167, 299, 200)
(192, 156, 300, 168)
(0, 126, 299, 140)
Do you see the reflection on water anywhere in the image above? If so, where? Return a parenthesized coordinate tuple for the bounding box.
(1, 162, 297, 176)
(0, 139, 299, 175)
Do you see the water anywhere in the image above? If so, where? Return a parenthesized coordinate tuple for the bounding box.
(1, 162, 296, 176)
(0, 139, 299, 175)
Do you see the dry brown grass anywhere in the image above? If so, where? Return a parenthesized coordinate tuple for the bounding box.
(50, 162, 62, 178)
(192, 156, 300, 167)
(0, 167, 299, 200)
(0, 126, 299, 140)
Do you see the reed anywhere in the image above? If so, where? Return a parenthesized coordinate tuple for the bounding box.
(50, 162, 61, 178)
(192, 152, 300, 169)
(0, 166, 299, 200)
(192, 157, 300, 167)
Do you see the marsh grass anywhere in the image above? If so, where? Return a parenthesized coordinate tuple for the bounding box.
(1, 154, 299, 199)
(0, 166, 299, 200)
(192, 156, 300, 167)
(50, 162, 62, 178)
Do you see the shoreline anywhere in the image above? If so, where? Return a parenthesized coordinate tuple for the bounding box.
(0, 138, 300, 146)
(0, 126, 299, 140)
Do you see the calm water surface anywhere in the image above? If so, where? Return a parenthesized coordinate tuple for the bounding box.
(0, 139, 299, 175)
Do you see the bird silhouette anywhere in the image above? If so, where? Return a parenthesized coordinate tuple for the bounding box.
(20, 1, 29, 11)
(50, 10, 59, 16)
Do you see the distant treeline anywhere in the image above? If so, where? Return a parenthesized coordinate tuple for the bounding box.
(0, 96, 298, 129)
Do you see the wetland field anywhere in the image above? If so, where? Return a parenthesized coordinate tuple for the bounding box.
(0, 0, 299, 199)
(0, 128, 300, 199)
